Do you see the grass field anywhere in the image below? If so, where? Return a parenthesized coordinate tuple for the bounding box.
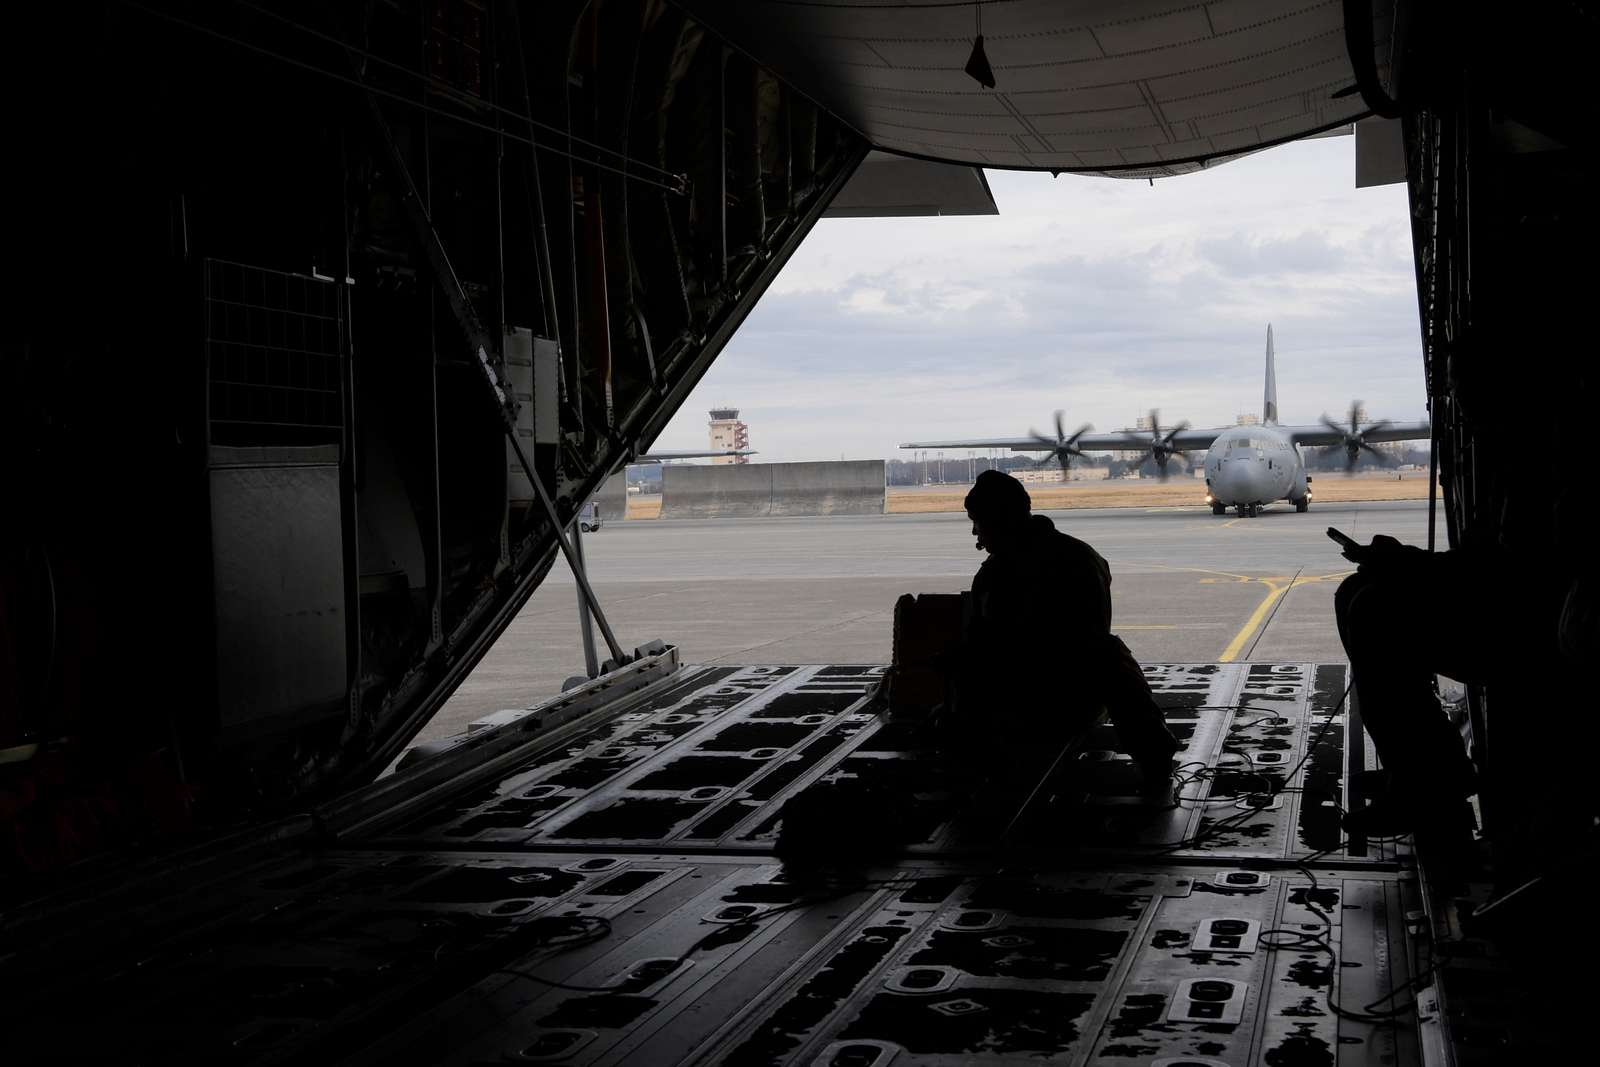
(627, 496, 664, 520)
(623, 471, 1434, 519)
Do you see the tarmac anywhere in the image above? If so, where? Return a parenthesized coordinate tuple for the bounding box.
(418, 498, 1432, 744)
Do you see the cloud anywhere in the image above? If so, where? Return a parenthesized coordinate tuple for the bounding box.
(650, 136, 1425, 462)
(1196, 231, 1347, 276)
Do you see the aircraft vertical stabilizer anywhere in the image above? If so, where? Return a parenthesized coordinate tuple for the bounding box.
(1263, 324, 1279, 424)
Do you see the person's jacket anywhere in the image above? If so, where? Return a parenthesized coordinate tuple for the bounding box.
(970, 514, 1111, 652)
(952, 514, 1171, 759)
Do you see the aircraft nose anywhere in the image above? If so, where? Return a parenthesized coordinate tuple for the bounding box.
(1213, 460, 1254, 501)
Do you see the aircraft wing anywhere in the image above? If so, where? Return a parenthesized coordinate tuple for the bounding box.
(636, 449, 756, 462)
(1281, 421, 1432, 447)
(899, 428, 1227, 453)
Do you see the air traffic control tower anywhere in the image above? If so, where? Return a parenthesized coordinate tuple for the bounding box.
(708, 407, 750, 464)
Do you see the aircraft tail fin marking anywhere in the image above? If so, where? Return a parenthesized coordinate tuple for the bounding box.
(1263, 324, 1278, 425)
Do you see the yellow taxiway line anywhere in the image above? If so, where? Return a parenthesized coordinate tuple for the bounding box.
(1219, 579, 1296, 661)
(1216, 571, 1352, 662)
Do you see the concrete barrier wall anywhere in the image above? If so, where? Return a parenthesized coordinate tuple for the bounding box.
(661, 460, 885, 518)
(769, 461, 885, 516)
(659, 463, 775, 519)
(593, 474, 628, 522)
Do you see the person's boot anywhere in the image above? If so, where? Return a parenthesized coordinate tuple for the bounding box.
(1412, 801, 1480, 887)
(1341, 792, 1416, 837)
(1135, 752, 1178, 806)
(1343, 778, 1476, 839)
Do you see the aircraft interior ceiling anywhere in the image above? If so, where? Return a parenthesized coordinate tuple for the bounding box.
(682, 0, 1391, 175)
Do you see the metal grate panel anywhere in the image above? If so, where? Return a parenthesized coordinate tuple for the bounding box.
(204, 258, 343, 440)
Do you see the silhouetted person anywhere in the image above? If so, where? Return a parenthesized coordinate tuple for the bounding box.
(944, 470, 1179, 797)
(1335, 495, 1596, 840)
(1334, 536, 1480, 837)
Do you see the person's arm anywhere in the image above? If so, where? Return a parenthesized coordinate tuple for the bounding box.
(1337, 532, 1428, 572)
(1050, 549, 1111, 644)
(966, 563, 1018, 664)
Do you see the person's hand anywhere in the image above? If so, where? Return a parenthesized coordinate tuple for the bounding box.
(1354, 533, 1421, 573)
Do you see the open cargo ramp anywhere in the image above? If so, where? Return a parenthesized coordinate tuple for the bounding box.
(2, 659, 1446, 1065)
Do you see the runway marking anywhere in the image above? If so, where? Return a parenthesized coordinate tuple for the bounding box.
(1217, 571, 1351, 661)
(1120, 562, 1258, 582)
(1219, 579, 1296, 661)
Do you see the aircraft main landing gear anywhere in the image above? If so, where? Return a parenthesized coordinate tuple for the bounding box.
(1293, 496, 1309, 513)
(1211, 501, 1227, 515)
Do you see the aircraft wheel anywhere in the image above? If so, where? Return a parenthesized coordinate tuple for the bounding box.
(1247, 504, 1261, 518)
(1294, 496, 1309, 513)
(1211, 501, 1226, 516)
(579, 522, 593, 533)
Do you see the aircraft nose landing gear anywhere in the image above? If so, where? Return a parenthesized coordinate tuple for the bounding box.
(1236, 503, 1261, 518)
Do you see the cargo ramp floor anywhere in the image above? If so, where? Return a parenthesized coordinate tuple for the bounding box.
(6, 661, 1453, 1066)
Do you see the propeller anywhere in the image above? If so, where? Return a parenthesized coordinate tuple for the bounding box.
(1319, 401, 1393, 473)
(1028, 410, 1093, 473)
(1121, 409, 1191, 481)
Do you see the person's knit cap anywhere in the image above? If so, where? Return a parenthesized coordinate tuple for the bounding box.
(964, 469, 1031, 521)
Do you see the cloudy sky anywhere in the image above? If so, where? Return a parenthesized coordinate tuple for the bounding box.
(652, 135, 1423, 463)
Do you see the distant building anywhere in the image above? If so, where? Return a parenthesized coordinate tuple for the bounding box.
(1014, 467, 1065, 485)
(1107, 415, 1149, 462)
(1235, 413, 1260, 426)
(708, 407, 749, 464)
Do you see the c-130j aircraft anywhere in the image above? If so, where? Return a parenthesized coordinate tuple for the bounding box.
(902, 326, 1431, 517)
